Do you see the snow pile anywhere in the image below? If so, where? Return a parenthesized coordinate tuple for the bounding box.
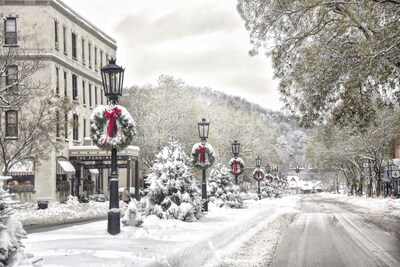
(13, 196, 110, 227)
(319, 192, 400, 217)
(122, 199, 143, 227)
(208, 163, 244, 208)
(143, 139, 202, 222)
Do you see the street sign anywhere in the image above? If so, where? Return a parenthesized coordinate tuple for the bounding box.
(392, 170, 400, 178)
(83, 164, 128, 169)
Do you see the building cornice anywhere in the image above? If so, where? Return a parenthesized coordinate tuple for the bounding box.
(0, 0, 117, 50)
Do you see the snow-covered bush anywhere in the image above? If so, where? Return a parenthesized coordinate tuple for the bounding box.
(208, 164, 244, 209)
(142, 139, 202, 222)
(0, 179, 33, 266)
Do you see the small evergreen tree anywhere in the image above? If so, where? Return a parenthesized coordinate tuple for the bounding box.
(0, 178, 32, 266)
(142, 139, 202, 222)
(208, 164, 244, 209)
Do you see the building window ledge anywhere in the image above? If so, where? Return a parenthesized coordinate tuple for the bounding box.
(3, 44, 19, 48)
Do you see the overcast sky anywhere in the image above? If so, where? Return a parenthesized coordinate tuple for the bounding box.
(62, 0, 282, 111)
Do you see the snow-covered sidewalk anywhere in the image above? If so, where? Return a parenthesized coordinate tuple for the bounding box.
(21, 195, 300, 267)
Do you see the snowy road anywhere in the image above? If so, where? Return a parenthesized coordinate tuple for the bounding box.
(20, 194, 399, 266)
(271, 195, 400, 267)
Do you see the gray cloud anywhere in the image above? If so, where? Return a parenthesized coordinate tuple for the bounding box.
(111, 2, 282, 110)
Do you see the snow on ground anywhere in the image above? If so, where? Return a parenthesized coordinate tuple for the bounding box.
(13, 193, 400, 267)
(317, 192, 400, 217)
(13, 196, 111, 228)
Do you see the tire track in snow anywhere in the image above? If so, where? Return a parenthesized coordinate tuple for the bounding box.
(208, 212, 296, 267)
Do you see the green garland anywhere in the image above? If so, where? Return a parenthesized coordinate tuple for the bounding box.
(90, 105, 135, 151)
(192, 144, 215, 170)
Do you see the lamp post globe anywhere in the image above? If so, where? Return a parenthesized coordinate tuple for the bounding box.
(231, 140, 240, 156)
(198, 118, 210, 146)
(198, 118, 210, 211)
(101, 58, 125, 103)
(256, 156, 261, 168)
(101, 58, 125, 235)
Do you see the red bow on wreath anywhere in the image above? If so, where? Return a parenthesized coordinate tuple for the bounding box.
(104, 106, 121, 144)
(198, 145, 206, 163)
(233, 160, 238, 174)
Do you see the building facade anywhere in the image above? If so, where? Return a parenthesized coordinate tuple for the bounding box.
(0, 0, 139, 201)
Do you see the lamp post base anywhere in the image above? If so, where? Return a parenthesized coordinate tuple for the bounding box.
(107, 210, 121, 235)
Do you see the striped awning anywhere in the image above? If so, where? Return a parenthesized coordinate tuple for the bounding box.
(7, 160, 34, 176)
(57, 160, 76, 175)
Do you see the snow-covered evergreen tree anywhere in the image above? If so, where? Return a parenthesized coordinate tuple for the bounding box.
(142, 139, 202, 222)
(0, 178, 33, 266)
(208, 164, 244, 209)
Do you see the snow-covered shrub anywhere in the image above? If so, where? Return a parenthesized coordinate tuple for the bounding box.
(208, 164, 244, 209)
(142, 139, 202, 222)
(0, 179, 33, 266)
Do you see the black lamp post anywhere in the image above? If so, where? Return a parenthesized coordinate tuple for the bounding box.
(231, 140, 240, 185)
(101, 58, 125, 235)
(256, 156, 262, 200)
(198, 118, 210, 211)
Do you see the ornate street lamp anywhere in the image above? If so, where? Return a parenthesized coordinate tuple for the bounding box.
(197, 118, 211, 211)
(101, 59, 125, 235)
(254, 156, 263, 200)
(363, 158, 373, 197)
(231, 140, 240, 185)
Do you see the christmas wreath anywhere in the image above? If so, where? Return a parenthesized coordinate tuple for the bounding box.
(191, 142, 215, 170)
(90, 104, 136, 151)
(252, 168, 265, 181)
(229, 157, 245, 175)
(264, 174, 274, 182)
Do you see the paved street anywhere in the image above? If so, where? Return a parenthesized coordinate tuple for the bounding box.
(271, 195, 400, 267)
